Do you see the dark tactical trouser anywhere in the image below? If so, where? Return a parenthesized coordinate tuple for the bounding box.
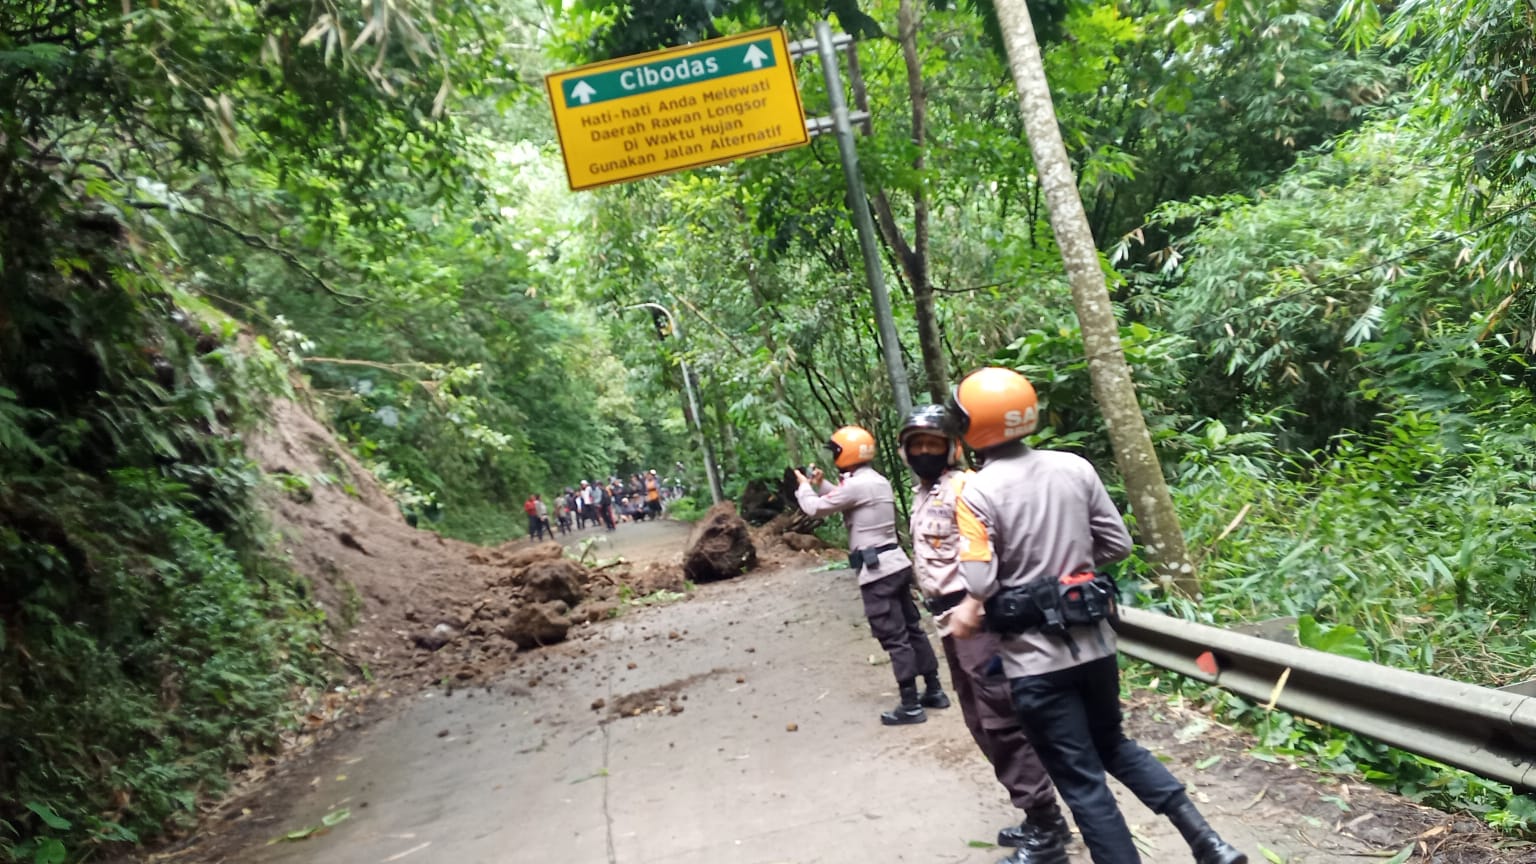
(1011, 655, 1187, 864)
(943, 631, 1056, 810)
(859, 568, 939, 684)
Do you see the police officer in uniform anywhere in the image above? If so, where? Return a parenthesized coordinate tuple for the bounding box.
(945, 368, 1247, 864)
(900, 405, 1071, 864)
(794, 425, 950, 725)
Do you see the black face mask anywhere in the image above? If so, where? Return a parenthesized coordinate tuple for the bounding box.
(907, 453, 948, 483)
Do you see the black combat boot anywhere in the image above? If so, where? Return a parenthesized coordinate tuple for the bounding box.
(879, 680, 927, 725)
(1028, 803, 1073, 847)
(919, 673, 950, 709)
(999, 803, 1072, 849)
(1165, 794, 1248, 864)
(992, 822, 1069, 864)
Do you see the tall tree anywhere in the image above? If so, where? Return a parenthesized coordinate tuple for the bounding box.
(990, 0, 1197, 595)
(870, 0, 948, 403)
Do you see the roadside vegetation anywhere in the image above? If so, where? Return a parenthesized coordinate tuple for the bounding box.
(3, 0, 1534, 859)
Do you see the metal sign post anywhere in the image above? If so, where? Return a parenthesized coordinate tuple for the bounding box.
(624, 303, 724, 506)
(810, 21, 913, 418)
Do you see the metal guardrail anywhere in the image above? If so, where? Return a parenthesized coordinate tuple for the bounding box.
(1114, 607, 1536, 789)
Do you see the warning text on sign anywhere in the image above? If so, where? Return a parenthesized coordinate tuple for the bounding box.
(546, 28, 809, 191)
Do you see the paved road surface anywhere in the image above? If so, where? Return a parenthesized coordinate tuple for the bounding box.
(224, 521, 1424, 864)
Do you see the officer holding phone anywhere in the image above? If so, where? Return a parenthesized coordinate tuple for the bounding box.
(794, 425, 949, 725)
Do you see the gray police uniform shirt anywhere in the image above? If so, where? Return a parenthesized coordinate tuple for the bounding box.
(796, 465, 913, 586)
(955, 446, 1133, 678)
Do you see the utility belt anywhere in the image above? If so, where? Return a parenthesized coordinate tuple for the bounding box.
(984, 571, 1119, 658)
(924, 590, 968, 616)
(848, 543, 901, 572)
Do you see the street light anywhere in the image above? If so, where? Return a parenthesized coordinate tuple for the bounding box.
(623, 302, 724, 506)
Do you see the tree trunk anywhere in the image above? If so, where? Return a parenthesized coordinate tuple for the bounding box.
(870, 0, 947, 405)
(991, 0, 1197, 596)
(710, 379, 741, 481)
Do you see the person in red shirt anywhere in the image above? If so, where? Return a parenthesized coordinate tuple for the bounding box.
(523, 494, 543, 541)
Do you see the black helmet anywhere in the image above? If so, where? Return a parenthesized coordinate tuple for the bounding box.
(899, 404, 950, 446)
(898, 404, 960, 470)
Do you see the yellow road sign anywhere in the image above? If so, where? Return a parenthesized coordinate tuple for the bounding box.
(545, 28, 809, 191)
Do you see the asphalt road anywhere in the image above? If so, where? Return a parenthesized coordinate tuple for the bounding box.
(220, 522, 1440, 864)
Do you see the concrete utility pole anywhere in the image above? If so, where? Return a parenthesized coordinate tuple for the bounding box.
(624, 303, 724, 506)
(990, 0, 1196, 596)
(813, 21, 914, 418)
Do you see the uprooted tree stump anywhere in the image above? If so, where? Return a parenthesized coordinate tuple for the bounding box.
(683, 502, 758, 583)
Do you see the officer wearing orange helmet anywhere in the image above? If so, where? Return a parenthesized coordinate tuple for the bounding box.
(794, 425, 949, 725)
(901, 405, 1071, 864)
(945, 367, 1246, 864)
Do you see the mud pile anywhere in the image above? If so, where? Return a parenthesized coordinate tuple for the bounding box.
(247, 396, 692, 690)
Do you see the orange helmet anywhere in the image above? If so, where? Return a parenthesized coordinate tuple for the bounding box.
(827, 425, 878, 470)
(948, 367, 1039, 451)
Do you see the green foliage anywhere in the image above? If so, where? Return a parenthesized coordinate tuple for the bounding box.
(0, 216, 325, 858)
(665, 495, 707, 522)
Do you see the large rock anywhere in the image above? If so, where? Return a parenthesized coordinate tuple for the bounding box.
(523, 559, 586, 606)
(683, 503, 758, 583)
(502, 600, 573, 648)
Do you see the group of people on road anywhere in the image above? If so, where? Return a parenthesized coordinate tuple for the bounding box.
(523, 469, 679, 541)
(794, 367, 1247, 864)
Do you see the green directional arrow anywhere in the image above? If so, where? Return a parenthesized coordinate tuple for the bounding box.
(561, 38, 780, 109)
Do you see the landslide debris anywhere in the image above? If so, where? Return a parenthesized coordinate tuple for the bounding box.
(248, 397, 693, 692)
(683, 502, 758, 582)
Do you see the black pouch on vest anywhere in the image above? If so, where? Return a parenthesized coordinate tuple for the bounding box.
(1057, 572, 1119, 627)
(983, 585, 1043, 634)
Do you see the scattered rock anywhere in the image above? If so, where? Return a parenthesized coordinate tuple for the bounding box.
(736, 676, 745, 684)
(436, 729, 450, 738)
(591, 698, 606, 711)
(668, 630, 681, 640)
(627, 662, 637, 670)
(682, 502, 758, 583)
(786, 722, 798, 732)
(412, 630, 453, 652)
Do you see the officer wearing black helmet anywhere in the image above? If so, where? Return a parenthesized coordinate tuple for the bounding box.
(945, 367, 1247, 864)
(900, 404, 1071, 864)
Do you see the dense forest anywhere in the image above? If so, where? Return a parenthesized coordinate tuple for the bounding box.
(3, 0, 1535, 859)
